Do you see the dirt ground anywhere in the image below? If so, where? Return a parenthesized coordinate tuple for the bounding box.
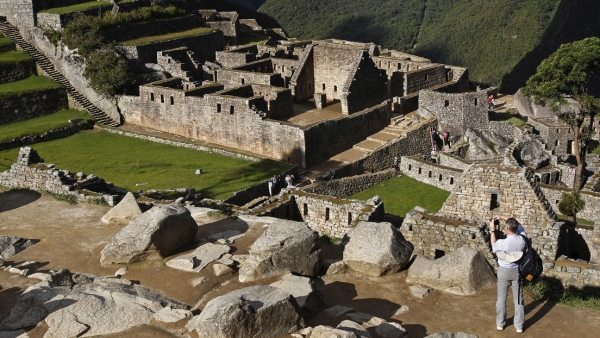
(1, 190, 600, 338)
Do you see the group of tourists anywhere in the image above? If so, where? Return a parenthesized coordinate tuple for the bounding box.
(267, 174, 294, 197)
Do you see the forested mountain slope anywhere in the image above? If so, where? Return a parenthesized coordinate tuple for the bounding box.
(258, 0, 600, 92)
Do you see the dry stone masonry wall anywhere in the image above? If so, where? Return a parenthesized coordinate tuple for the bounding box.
(400, 155, 464, 191)
(0, 87, 67, 125)
(300, 169, 396, 198)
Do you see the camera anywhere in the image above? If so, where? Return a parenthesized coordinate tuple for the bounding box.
(491, 218, 500, 231)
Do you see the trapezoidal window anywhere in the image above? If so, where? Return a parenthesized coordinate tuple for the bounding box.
(490, 194, 499, 210)
(160, 95, 164, 103)
(241, 78, 245, 84)
(322, 83, 326, 90)
(334, 85, 337, 92)
(474, 98, 478, 105)
(230, 106, 235, 114)
(170, 96, 174, 105)
(408, 164, 412, 171)
(418, 167, 422, 174)
(150, 93, 154, 101)
(450, 177, 454, 184)
(348, 212, 352, 225)
(303, 203, 308, 216)
(217, 104, 221, 113)
(555, 140, 559, 147)
(439, 174, 443, 181)
(444, 100, 449, 107)
(567, 140, 574, 154)
(425, 74, 429, 80)
(428, 171, 432, 178)
(325, 207, 330, 221)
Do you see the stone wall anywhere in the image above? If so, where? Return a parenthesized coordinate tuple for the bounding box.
(399, 155, 464, 191)
(215, 45, 257, 68)
(0, 0, 35, 34)
(0, 119, 93, 151)
(216, 68, 284, 89)
(437, 152, 472, 171)
(300, 169, 397, 198)
(342, 50, 387, 114)
(539, 185, 600, 224)
(223, 166, 299, 206)
(528, 117, 574, 155)
(0, 87, 67, 125)
(250, 190, 385, 239)
(542, 260, 600, 297)
(0, 56, 35, 84)
(303, 100, 391, 167)
(404, 65, 446, 96)
(440, 165, 556, 226)
(116, 30, 225, 64)
(313, 45, 363, 102)
(289, 44, 314, 102)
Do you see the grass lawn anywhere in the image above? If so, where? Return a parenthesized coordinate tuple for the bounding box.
(348, 175, 450, 217)
(557, 214, 595, 227)
(0, 109, 90, 142)
(0, 50, 32, 63)
(0, 33, 15, 51)
(0, 130, 292, 200)
(0, 75, 60, 98)
(490, 112, 527, 127)
(39, 1, 112, 14)
(237, 31, 268, 46)
(120, 27, 217, 46)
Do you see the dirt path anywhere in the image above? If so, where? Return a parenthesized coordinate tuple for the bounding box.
(1, 190, 599, 337)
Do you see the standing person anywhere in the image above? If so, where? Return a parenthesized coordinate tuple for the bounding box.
(329, 167, 335, 180)
(442, 131, 449, 148)
(285, 175, 292, 187)
(268, 179, 273, 197)
(393, 156, 399, 171)
(490, 215, 527, 333)
(488, 95, 495, 110)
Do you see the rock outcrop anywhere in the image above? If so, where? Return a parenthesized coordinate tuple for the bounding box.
(269, 273, 327, 317)
(0, 269, 188, 336)
(101, 192, 142, 224)
(239, 220, 320, 282)
(343, 222, 413, 277)
(0, 236, 36, 259)
(166, 242, 230, 273)
(190, 285, 304, 338)
(100, 204, 198, 266)
(310, 325, 357, 338)
(406, 247, 496, 295)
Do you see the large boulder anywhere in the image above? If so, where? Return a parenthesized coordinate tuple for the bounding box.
(310, 325, 357, 338)
(0, 269, 188, 336)
(425, 333, 478, 338)
(239, 220, 320, 282)
(269, 273, 327, 317)
(406, 247, 496, 295)
(343, 222, 413, 277)
(0, 236, 35, 259)
(512, 138, 550, 169)
(100, 204, 198, 266)
(101, 192, 143, 224)
(166, 242, 230, 272)
(190, 285, 304, 338)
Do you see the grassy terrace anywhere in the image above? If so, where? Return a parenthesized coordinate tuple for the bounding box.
(490, 111, 527, 127)
(238, 31, 268, 46)
(39, 0, 134, 14)
(120, 27, 217, 46)
(0, 130, 292, 200)
(0, 32, 14, 50)
(0, 75, 60, 98)
(349, 175, 450, 217)
(0, 109, 90, 142)
(0, 50, 32, 63)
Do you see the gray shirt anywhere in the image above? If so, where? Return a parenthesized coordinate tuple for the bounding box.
(493, 233, 527, 269)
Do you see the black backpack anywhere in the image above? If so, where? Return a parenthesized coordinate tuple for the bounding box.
(518, 234, 543, 282)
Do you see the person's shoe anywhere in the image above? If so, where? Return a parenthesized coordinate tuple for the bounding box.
(516, 329, 523, 333)
(497, 326, 503, 331)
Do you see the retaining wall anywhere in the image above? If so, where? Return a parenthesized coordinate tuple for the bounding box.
(399, 155, 464, 191)
(0, 87, 67, 125)
(0, 119, 93, 150)
(300, 168, 397, 198)
(0, 56, 35, 83)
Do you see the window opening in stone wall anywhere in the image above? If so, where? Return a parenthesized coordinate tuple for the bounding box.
(160, 95, 164, 103)
(567, 140, 573, 154)
(348, 212, 352, 225)
(450, 177, 454, 184)
(241, 78, 245, 85)
(556, 200, 559, 204)
(217, 104, 221, 112)
(303, 203, 308, 216)
(535, 176, 540, 183)
(418, 167, 422, 174)
(150, 93, 154, 101)
(490, 194, 499, 210)
(408, 164, 412, 171)
(439, 174, 442, 181)
(474, 98, 478, 105)
(334, 85, 337, 92)
(282, 65, 285, 71)
(555, 140, 559, 147)
(322, 83, 326, 90)
(435, 249, 445, 259)
(325, 207, 330, 221)
(170, 96, 174, 105)
(557, 129, 559, 133)
(444, 100, 449, 107)
(230, 106, 234, 114)
(425, 74, 429, 80)
(398, 63, 401, 69)
(568, 129, 571, 133)
(167, 58, 171, 63)
(428, 171, 432, 178)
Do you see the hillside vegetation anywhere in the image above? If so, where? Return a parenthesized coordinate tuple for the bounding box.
(258, 0, 600, 91)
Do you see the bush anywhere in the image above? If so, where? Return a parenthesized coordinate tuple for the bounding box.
(83, 50, 135, 97)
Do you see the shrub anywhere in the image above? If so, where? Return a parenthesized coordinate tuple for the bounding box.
(83, 50, 135, 97)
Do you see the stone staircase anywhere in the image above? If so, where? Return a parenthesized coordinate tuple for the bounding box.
(0, 20, 120, 127)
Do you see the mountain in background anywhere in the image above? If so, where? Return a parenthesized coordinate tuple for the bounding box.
(255, 0, 600, 93)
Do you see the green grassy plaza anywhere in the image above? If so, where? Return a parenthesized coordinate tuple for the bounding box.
(120, 27, 217, 46)
(0, 109, 91, 142)
(0, 75, 60, 98)
(39, 0, 134, 15)
(0, 50, 33, 63)
(0, 130, 292, 200)
(349, 175, 451, 217)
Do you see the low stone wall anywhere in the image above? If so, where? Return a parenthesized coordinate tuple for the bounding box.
(399, 155, 464, 191)
(0, 57, 35, 84)
(437, 152, 472, 171)
(102, 16, 203, 44)
(0, 87, 67, 125)
(300, 168, 396, 198)
(542, 260, 600, 297)
(0, 119, 93, 150)
(0, 147, 127, 204)
(539, 184, 600, 224)
(223, 166, 299, 206)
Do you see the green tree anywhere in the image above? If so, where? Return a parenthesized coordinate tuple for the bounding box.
(558, 191, 585, 223)
(84, 49, 135, 98)
(522, 37, 600, 192)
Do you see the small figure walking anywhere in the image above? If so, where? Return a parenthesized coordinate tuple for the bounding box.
(268, 179, 273, 197)
(329, 167, 335, 180)
(488, 95, 495, 110)
(442, 131, 449, 148)
(393, 156, 399, 171)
